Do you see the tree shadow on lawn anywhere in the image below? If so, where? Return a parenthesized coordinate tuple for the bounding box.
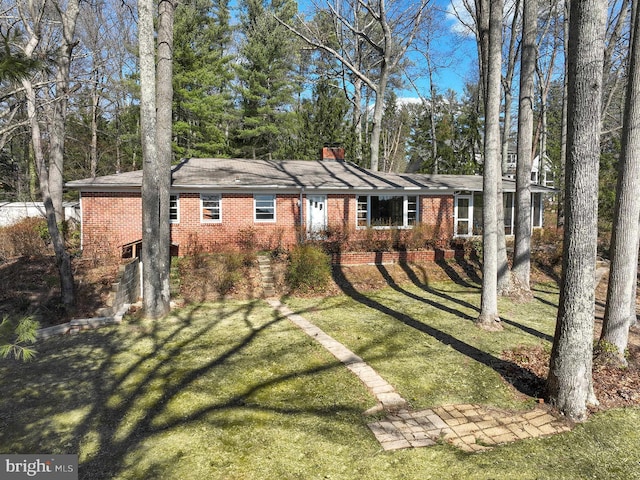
(332, 265, 547, 401)
(1, 300, 369, 479)
(399, 263, 553, 343)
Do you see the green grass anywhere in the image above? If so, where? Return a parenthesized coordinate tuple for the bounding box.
(1, 274, 639, 479)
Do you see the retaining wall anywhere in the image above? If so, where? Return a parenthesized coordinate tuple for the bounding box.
(37, 258, 140, 340)
(331, 249, 464, 266)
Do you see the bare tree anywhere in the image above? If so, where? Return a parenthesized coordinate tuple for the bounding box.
(476, 0, 503, 331)
(277, 0, 431, 171)
(512, 0, 537, 291)
(16, 0, 80, 307)
(547, 0, 606, 421)
(598, 0, 640, 365)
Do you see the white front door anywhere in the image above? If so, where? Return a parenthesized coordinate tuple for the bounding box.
(307, 195, 327, 237)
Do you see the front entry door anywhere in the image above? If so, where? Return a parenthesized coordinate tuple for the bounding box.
(307, 195, 327, 238)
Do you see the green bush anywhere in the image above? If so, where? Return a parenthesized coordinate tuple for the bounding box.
(286, 244, 331, 293)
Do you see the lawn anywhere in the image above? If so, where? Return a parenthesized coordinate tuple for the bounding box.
(1, 263, 639, 479)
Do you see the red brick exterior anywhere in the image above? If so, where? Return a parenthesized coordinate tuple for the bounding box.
(419, 195, 454, 240)
(331, 249, 463, 265)
(80, 191, 455, 258)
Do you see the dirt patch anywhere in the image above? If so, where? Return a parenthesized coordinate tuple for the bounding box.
(0, 256, 118, 327)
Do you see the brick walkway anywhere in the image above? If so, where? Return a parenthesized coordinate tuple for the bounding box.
(368, 404, 571, 451)
(267, 299, 572, 452)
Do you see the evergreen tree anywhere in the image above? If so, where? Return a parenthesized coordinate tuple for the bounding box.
(173, 0, 234, 158)
(295, 77, 351, 160)
(235, 0, 300, 159)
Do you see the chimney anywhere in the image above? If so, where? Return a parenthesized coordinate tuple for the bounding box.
(321, 143, 345, 161)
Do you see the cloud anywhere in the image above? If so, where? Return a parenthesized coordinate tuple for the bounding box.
(446, 0, 476, 37)
(445, 0, 520, 38)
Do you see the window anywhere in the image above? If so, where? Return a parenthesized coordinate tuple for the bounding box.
(532, 193, 542, 228)
(254, 194, 275, 222)
(170, 194, 179, 223)
(201, 194, 221, 222)
(456, 192, 544, 237)
(356, 195, 417, 228)
(455, 194, 471, 236)
(503, 192, 514, 235)
(357, 196, 368, 227)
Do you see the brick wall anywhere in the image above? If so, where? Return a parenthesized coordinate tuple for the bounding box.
(420, 195, 454, 240)
(170, 193, 300, 254)
(331, 249, 463, 265)
(80, 191, 454, 257)
(82, 192, 143, 257)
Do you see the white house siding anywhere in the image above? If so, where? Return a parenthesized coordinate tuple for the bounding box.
(0, 202, 80, 227)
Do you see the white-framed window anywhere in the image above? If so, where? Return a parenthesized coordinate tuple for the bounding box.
(454, 193, 472, 236)
(532, 193, 543, 228)
(503, 192, 514, 235)
(455, 191, 544, 237)
(254, 194, 276, 222)
(201, 194, 221, 223)
(356, 195, 418, 228)
(170, 194, 179, 223)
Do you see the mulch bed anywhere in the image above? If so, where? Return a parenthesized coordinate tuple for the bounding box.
(502, 271, 640, 412)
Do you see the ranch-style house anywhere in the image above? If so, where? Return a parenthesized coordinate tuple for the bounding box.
(66, 148, 554, 259)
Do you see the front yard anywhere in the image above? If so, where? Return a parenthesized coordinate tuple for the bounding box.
(1, 262, 639, 479)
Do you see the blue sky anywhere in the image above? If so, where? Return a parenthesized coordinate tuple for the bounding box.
(294, 0, 479, 99)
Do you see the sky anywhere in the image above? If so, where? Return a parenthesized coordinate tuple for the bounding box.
(293, 0, 480, 100)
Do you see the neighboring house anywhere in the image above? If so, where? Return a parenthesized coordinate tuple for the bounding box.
(66, 149, 554, 258)
(0, 201, 80, 227)
(504, 151, 555, 187)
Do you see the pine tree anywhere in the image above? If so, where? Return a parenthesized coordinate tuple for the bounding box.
(173, 0, 234, 158)
(235, 0, 300, 159)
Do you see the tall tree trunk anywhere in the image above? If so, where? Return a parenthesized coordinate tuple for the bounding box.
(139, 0, 164, 319)
(90, 69, 99, 178)
(49, 0, 80, 223)
(547, 0, 606, 421)
(513, 0, 538, 291)
(599, 0, 640, 363)
(155, 0, 176, 316)
(352, 76, 363, 165)
(23, 78, 75, 307)
(369, 70, 388, 171)
(18, 2, 76, 307)
(477, 0, 503, 331)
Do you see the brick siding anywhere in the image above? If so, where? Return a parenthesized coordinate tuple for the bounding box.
(80, 192, 454, 257)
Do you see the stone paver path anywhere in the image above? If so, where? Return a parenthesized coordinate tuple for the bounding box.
(267, 299, 572, 452)
(268, 299, 407, 412)
(369, 404, 571, 451)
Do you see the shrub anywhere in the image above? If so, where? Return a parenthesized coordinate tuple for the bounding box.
(0, 218, 51, 260)
(217, 253, 245, 295)
(286, 244, 331, 293)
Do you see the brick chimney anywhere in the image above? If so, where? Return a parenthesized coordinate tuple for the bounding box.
(320, 144, 345, 161)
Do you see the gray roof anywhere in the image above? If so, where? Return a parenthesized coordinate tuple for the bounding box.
(66, 158, 555, 194)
